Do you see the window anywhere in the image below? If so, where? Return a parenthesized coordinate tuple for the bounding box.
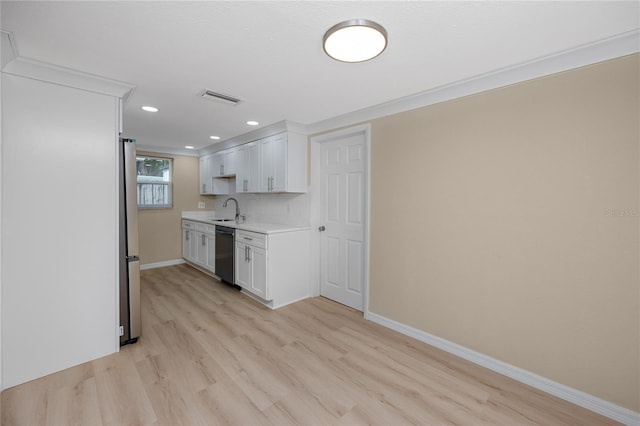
(136, 156, 172, 208)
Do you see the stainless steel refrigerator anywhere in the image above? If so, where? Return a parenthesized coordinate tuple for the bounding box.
(119, 138, 141, 346)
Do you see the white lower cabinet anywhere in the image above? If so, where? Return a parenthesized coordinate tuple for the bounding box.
(235, 237, 267, 299)
(183, 219, 311, 308)
(182, 220, 215, 274)
(182, 227, 198, 263)
(234, 229, 310, 309)
(204, 233, 216, 271)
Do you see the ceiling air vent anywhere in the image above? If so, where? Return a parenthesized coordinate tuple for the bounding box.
(199, 89, 241, 106)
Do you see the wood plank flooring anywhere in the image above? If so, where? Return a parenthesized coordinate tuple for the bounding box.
(2, 264, 618, 425)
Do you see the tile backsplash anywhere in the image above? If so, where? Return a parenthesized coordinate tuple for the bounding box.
(211, 190, 310, 227)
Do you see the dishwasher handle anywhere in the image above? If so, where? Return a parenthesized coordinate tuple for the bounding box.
(215, 226, 235, 236)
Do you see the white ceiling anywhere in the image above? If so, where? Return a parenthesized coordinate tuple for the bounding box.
(1, 1, 638, 153)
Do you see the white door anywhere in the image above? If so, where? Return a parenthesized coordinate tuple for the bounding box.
(317, 128, 368, 311)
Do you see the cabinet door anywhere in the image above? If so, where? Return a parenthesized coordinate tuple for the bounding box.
(213, 149, 237, 177)
(205, 233, 216, 272)
(235, 242, 251, 288)
(182, 229, 190, 259)
(248, 142, 262, 192)
(223, 149, 236, 176)
(270, 134, 287, 192)
(183, 229, 198, 262)
(261, 134, 286, 192)
(237, 143, 262, 193)
(212, 152, 225, 177)
(199, 155, 213, 194)
(249, 246, 267, 300)
(236, 145, 251, 193)
(196, 232, 207, 265)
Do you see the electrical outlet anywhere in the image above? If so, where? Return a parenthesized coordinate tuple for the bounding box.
(198, 202, 206, 209)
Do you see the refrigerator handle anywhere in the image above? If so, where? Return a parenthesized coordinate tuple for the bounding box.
(123, 139, 139, 256)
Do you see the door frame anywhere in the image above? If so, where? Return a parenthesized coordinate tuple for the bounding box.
(310, 123, 371, 313)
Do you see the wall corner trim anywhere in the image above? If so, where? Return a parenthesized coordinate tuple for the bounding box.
(364, 310, 640, 426)
(140, 259, 185, 271)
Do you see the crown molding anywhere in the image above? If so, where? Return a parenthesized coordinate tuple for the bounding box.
(197, 120, 307, 155)
(135, 144, 199, 157)
(1, 56, 135, 101)
(307, 29, 640, 135)
(1, 30, 17, 69)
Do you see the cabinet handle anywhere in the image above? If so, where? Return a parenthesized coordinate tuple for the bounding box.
(243, 236, 253, 241)
(186, 230, 189, 241)
(245, 245, 249, 261)
(202, 234, 205, 245)
(220, 164, 224, 175)
(247, 246, 251, 262)
(202, 183, 206, 193)
(244, 179, 248, 192)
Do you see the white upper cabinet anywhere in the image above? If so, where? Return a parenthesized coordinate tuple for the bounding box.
(236, 142, 262, 193)
(212, 149, 236, 177)
(201, 131, 307, 194)
(199, 154, 214, 195)
(260, 132, 307, 193)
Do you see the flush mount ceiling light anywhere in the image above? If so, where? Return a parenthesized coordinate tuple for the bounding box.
(323, 19, 387, 63)
(209, 136, 221, 140)
(141, 106, 158, 112)
(185, 145, 195, 149)
(246, 120, 259, 126)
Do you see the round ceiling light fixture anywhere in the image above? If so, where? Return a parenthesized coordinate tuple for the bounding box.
(323, 19, 387, 63)
(141, 105, 158, 112)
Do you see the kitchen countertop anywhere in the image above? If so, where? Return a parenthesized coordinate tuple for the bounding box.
(181, 214, 310, 235)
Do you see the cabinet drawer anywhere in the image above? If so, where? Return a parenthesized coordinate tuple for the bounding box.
(182, 220, 196, 229)
(236, 230, 267, 249)
(204, 224, 216, 234)
(195, 222, 206, 231)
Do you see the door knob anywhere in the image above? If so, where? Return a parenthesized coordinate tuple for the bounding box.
(318, 226, 326, 232)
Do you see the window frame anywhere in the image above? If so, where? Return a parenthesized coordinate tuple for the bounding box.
(136, 155, 173, 209)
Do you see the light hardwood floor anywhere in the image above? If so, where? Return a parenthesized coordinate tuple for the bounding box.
(2, 264, 618, 425)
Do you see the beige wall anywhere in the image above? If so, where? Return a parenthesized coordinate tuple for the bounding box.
(369, 54, 639, 411)
(137, 151, 213, 265)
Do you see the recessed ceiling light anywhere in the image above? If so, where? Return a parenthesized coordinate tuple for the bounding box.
(185, 145, 195, 149)
(209, 136, 221, 140)
(246, 120, 259, 126)
(141, 106, 159, 112)
(323, 19, 387, 63)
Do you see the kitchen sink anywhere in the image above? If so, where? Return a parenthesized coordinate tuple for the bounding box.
(211, 218, 235, 222)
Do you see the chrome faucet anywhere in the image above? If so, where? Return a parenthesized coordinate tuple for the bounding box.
(223, 197, 240, 220)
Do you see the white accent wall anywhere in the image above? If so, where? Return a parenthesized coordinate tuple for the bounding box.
(1, 73, 119, 388)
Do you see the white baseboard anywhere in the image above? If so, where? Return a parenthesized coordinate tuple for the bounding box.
(364, 311, 640, 426)
(140, 259, 185, 270)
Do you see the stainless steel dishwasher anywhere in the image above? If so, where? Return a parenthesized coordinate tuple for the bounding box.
(215, 225, 236, 286)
